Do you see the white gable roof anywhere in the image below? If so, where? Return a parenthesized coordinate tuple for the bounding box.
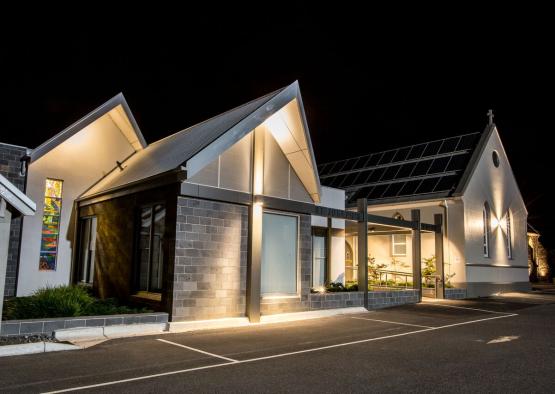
(81, 81, 322, 202)
(30, 93, 146, 163)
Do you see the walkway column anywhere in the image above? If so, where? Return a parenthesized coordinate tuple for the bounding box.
(434, 214, 445, 299)
(326, 217, 332, 284)
(411, 209, 422, 302)
(357, 198, 368, 309)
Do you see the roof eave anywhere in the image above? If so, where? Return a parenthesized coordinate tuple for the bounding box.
(0, 174, 36, 216)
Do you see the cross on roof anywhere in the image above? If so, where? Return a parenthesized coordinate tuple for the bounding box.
(487, 109, 494, 125)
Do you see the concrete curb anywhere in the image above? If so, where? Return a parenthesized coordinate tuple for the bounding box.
(0, 341, 80, 357)
(168, 307, 368, 333)
(54, 323, 167, 342)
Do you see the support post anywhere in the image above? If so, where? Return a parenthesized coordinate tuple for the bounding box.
(246, 126, 265, 323)
(326, 217, 332, 284)
(411, 209, 422, 302)
(246, 202, 262, 322)
(357, 198, 368, 309)
(434, 213, 445, 299)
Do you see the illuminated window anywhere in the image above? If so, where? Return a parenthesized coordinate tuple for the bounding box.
(261, 212, 298, 295)
(391, 213, 407, 256)
(39, 178, 63, 271)
(483, 202, 491, 257)
(312, 229, 327, 287)
(506, 210, 512, 259)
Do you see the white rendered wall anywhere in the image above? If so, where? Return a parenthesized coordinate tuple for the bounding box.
(361, 233, 435, 273)
(311, 186, 345, 228)
(18, 114, 138, 295)
(366, 204, 465, 282)
(461, 127, 528, 284)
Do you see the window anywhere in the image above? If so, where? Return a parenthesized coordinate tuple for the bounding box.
(506, 210, 512, 259)
(492, 151, 500, 167)
(483, 202, 491, 257)
(39, 178, 63, 271)
(77, 217, 97, 284)
(312, 230, 326, 287)
(391, 234, 407, 256)
(136, 204, 166, 293)
(261, 212, 298, 295)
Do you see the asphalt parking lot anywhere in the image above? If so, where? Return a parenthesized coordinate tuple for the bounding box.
(1, 292, 554, 393)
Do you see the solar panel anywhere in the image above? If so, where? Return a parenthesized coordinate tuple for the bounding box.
(319, 132, 481, 204)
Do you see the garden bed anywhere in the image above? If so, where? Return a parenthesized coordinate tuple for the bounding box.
(2, 285, 152, 321)
(0, 333, 56, 346)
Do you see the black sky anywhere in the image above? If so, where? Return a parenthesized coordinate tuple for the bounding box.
(1, 6, 553, 249)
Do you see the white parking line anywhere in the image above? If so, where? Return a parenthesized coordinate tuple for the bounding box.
(350, 316, 435, 329)
(156, 339, 238, 362)
(420, 301, 515, 315)
(42, 312, 517, 393)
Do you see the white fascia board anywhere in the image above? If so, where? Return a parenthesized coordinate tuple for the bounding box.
(0, 174, 36, 216)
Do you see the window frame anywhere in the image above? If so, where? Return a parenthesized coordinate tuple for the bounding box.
(391, 233, 407, 257)
(506, 210, 513, 259)
(39, 178, 64, 271)
(483, 202, 491, 258)
(312, 227, 327, 288)
(76, 215, 97, 285)
(134, 202, 167, 295)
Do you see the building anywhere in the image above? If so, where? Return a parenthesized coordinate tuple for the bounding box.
(0, 83, 529, 324)
(319, 118, 530, 297)
(527, 224, 550, 282)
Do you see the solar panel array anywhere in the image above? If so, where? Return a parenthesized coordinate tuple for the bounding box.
(318, 132, 481, 204)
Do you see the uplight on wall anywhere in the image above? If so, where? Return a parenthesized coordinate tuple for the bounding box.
(498, 216, 507, 230)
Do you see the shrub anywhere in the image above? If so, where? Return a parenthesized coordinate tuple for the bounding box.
(310, 282, 359, 293)
(3, 285, 151, 320)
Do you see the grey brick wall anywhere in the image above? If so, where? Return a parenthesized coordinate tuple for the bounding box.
(0, 143, 27, 297)
(172, 197, 248, 321)
(1, 312, 168, 337)
(444, 288, 467, 299)
(309, 289, 420, 310)
(260, 214, 312, 315)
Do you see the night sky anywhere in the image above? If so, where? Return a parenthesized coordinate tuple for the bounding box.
(1, 7, 553, 251)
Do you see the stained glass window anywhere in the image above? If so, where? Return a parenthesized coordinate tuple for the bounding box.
(39, 179, 63, 271)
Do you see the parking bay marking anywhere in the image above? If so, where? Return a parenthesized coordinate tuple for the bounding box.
(156, 339, 238, 362)
(350, 316, 435, 329)
(420, 301, 515, 315)
(43, 312, 518, 393)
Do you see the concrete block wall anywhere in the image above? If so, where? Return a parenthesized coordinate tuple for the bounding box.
(309, 289, 420, 310)
(1, 313, 168, 337)
(0, 143, 27, 297)
(172, 197, 248, 321)
(260, 214, 312, 315)
(444, 288, 467, 299)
